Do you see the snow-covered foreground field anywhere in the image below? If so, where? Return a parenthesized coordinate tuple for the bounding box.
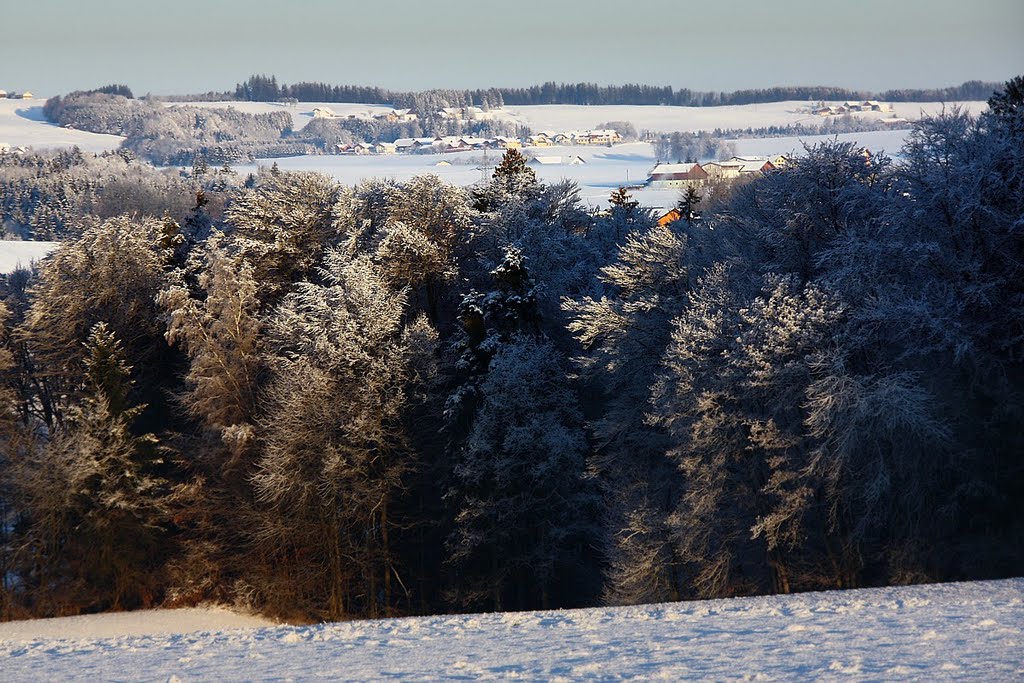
(2, 579, 1020, 681)
(0, 100, 123, 154)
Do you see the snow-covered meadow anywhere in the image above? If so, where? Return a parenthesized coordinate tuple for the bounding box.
(0, 99, 123, 154)
(1, 579, 1020, 681)
(172, 99, 988, 135)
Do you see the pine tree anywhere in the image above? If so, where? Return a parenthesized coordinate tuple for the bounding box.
(16, 323, 168, 614)
(445, 338, 597, 611)
(677, 185, 702, 225)
(445, 249, 596, 610)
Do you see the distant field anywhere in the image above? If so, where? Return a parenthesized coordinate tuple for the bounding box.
(501, 100, 988, 134)
(0, 99, 123, 153)
(167, 99, 989, 135)
(234, 128, 917, 212)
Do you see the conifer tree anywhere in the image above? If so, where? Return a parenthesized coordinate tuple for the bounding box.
(16, 323, 168, 613)
(677, 185, 702, 225)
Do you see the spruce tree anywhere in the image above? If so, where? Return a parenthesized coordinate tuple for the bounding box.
(17, 323, 168, 613)
(677, 185, 702, 225)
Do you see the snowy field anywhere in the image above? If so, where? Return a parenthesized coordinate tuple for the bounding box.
(502, 100, 988, 134)
(0, 241, 58, 273)
(0, 99, 123, 154)
(173, 99, 988, 135)
(234, 128, 915, 212)
(1, 579, 1020, 682)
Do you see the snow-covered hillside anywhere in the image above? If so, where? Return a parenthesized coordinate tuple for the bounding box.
(0, 100, 123, 153)
(2, 579, 1020, 681)
(500, 100, 989, 134)
(173, 99, 987, 135)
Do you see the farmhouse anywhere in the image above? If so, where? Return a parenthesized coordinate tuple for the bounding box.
(312, 107, 337, 119)
(494, 136, 521, 149)
(701, 160, 746, 180)
(375, 108, 418, 123)
(527, 134, 552, 147)
(646, 162, 708, 188)
(729, 156, 777, 174)
(0, 90, 6, 99)
(336, 141, 374, 155)
(574, 129, 622, 145)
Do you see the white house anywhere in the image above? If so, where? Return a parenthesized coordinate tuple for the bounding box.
(312, 107, 337, 119)
(529, 155, 587, 166)
(702, 161, 746, 180)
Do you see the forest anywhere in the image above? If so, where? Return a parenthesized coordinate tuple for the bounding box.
(0, 79, 1021, 622)
(229, 75, 1002, 108)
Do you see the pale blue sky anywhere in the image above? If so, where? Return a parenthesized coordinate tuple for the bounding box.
(2, 0, 1021, 96)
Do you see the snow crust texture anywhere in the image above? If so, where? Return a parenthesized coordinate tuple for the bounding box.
(2, 579, 1021, 682)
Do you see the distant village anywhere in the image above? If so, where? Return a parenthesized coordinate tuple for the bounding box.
(313, 105, 625, 157)
(0, 90, 34, 100)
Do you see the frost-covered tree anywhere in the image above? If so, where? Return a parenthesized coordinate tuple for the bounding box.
(13, 323, 168, 614)
(728, 139, 892, 281)
(18, 216, 172, 429)
(225, 170, 342, 303)
(445, 250, 597, 610)
(376, 175, 474, 323)
(563, 222, 690, 605)
(157, 241, 265, 603)
(472, 148, 541, 214)
(160, 242, 262, 464)
(445, 338, 597, 611)
(251, 250, 426, 619)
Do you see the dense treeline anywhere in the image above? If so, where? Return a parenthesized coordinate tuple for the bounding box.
(0, 148, 237, 240)
(231, 74, 1001, 107)
(1, 80, 1021, 622)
